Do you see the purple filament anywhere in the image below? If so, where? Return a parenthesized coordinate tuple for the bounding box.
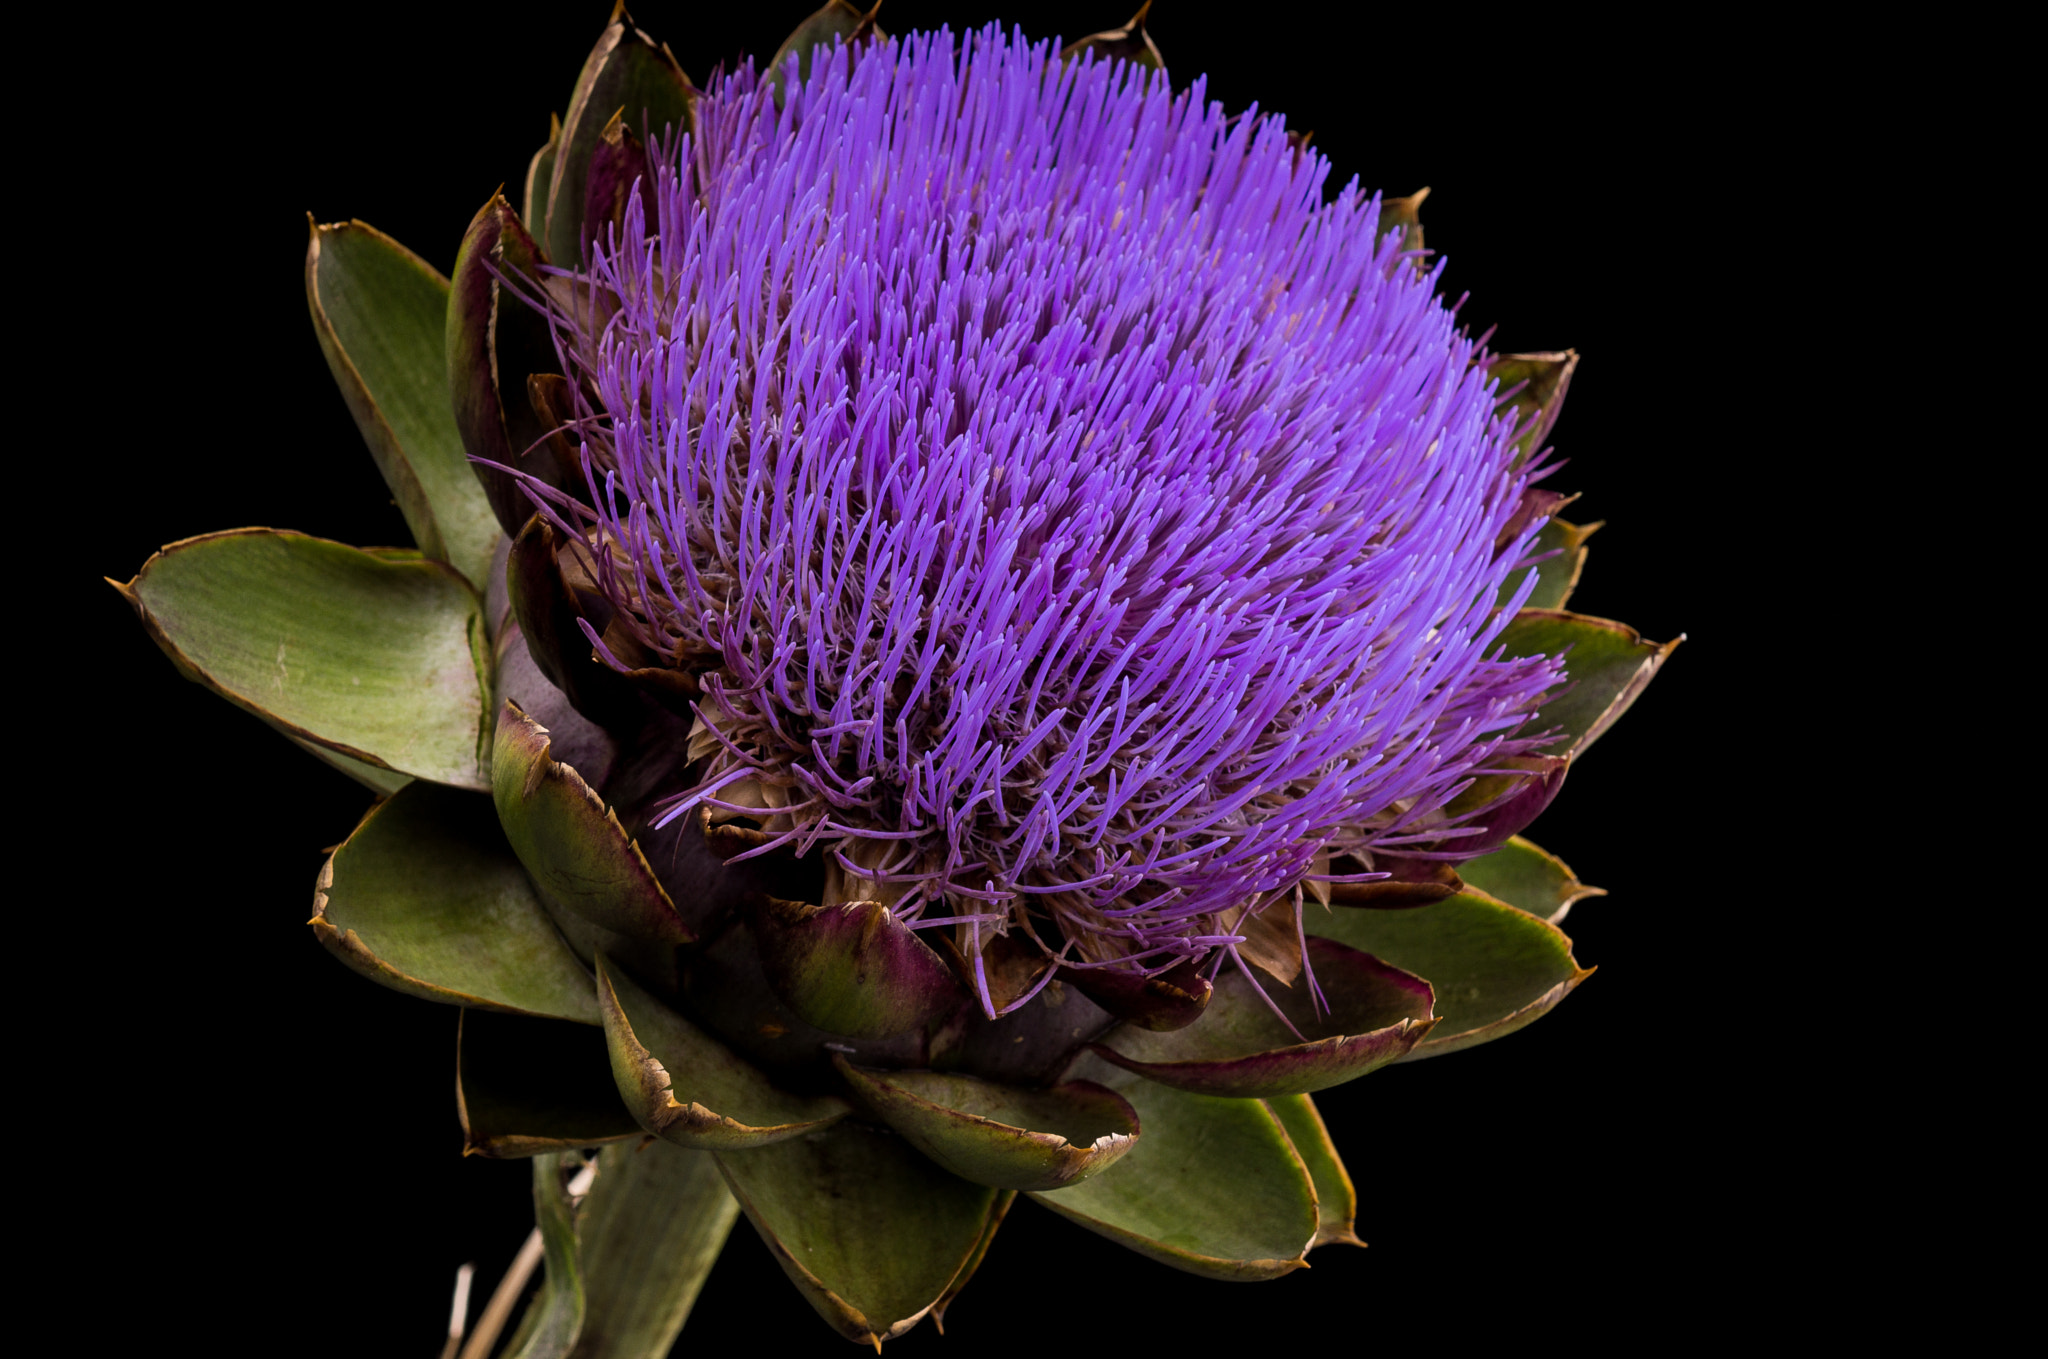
(536, 27, 1566, 985)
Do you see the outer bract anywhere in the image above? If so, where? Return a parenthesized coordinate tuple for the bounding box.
(110, 5, 1675, 1353)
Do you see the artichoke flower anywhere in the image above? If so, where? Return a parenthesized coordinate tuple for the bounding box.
(110, 5, 1677, 1354)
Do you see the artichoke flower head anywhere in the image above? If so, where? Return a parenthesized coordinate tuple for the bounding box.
(111, 4, 1676, 1353)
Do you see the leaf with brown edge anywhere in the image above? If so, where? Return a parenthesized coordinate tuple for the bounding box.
(1091, 936, 1435, 1098)
(1456, 835, 1606, 926)
(286, 733, 413, 797)
(1377, 186, 1429, 258)
(492, 700, 691, 945)
(1325, 853, 1464, 909)
(702, 815, 777, 862)
(930, 1192, 1015, 1336)
(581, 111, 656, 265)
(713, 1121, 999, 1347)
(681, 915, 931, 1079)
(1495, 609, 1681, 759)
(1058, 956, 1212, 1031)
(598, 956, 847, 1150)
(752, 896, 962, 1040)
(457, 1009, 641, 1159)
(521, 374, 588, 489)
(305, 219, 501, 591)
(1497, 515, 1601, 612)
(506, 516, 647, 733)
(494, 617, 617, 794)
(523, 111, 562, 233)
(1265, 1093, 1364, 1249)
(927, 975, 1116, 1085)
(1440, 753, 1570, 856)
(446, 194, 571, 539)
(542, 889, 681, 999)
(1495, 488, 1576, 558)
(1305, 888, 1592, 1060)
(940, 925, 1052, 1016)
(1030, 1051, 1317, 1281)
(545, 6, 693, 269)
(115, 529, 490, 790)
(1488, 350, 1579, 464)
(588, 604, 704, 721)
(1220, 894, 1303, 984)
(311, 782, 598, 1023)
(1061, 2, 1164, 70)
(833, 1056, 1138, 1192)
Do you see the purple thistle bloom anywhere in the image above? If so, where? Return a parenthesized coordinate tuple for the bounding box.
(531, 26, 1564, 1015)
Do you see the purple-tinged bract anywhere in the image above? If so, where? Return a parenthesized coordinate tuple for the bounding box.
(541, 27, 1563, 1014)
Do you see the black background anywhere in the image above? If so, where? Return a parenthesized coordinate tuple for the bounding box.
(75, 2, 1784, 1352)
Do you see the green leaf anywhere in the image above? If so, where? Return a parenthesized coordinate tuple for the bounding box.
(598, 958, 847, 1149)
(1305, 889, 1591, 1059)
(575, 1141, 739, 1358)
(304, 220, 501, 590)
(833, 1056, 1138, 1191)
(715, 1121, 999, 1346)
(511, 1141, 740, 1359)
(310, 782, 598, 1022)
(546, 15, 693, 268)
(1455, 835, 1606, 926)
(493, 702, 692, 944)
(766, 0, 872, 101)
(458, 1009, 642, 1158)
(1265, 1094, 1363, 1249)
(1091, 937, 1435, 1097)
(116, 529, 489, 788)
(1496, 516, 1600, 611)
(1029, 1053, 1317, 1280)
(506, 1152, 588, 1359)
(1495, 609, 1680, 758)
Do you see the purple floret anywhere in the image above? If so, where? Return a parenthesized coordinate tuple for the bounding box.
(536, 26, 1564, 1012)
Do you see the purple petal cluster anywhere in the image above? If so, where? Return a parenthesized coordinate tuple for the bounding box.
(543, 27, 1563, 1009)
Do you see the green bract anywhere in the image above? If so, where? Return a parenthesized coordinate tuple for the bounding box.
(110, 6, 1675, 1354)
